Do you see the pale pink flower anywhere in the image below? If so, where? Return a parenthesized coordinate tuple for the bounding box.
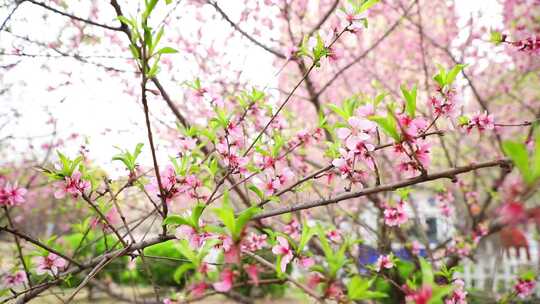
(307, 273, 324, 289)
(465, 111, 495, 133)
(175, 225, 204, 248)
(445, 279, 467, 304)
(332, 157, 352, 177)
(241, 233, 267, 251)
(54, 171, 90, 199)
(375, 255, 394, 272)
(514, 279, 535, 299)
(327, 229, 342, 243)
(0, 182, 27, 206)
(405, 285, 433, 304)
(176, 136, 197, 151)
(35, 253, 66, 276)
(326, 282, 344, 300)
(2, 271, 27, 287)
(411, 240, 421, 255)
(383, 201, 408, 227)
(298, 256, 315, 268)
(283, 219, 300, 239)
(272, 236, 294, 273)
(244, 264, 259, 286)
(213, 268, 234, 292)
(190, 282, 208, 297)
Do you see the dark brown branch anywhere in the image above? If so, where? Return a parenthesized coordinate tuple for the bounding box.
(206, 0, 286, 59)
(0, 225, 82, 267)
(252, 159, 511, 220)
(25, 0, 122, 31)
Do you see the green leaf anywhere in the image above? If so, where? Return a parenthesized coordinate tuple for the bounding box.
(234, 206, 261, 241)
(490, 31, 504, 45)
(173, 263, 195, 283)
(191, 204, 205, 228)
(533, 128, 540, 180)
(157, 47, 178, 55)
(446, 64, 466, 85)
(348, 276, 388, 300)
(248, 184, 264, 200)
(369, 114, 400, 141)
(175, 239, 197, 262)
(298, 225, 314, 252)
(358, 0, 380, 13)
(502, 140, 533, 184)
(163, 215, 191, 227)
(212, 191, 236, 234)
(129, 44, 140, 60)
(117, 15, 134, 27)
(428, 285, 455, 304)
(401, 84, 417, 117)
(327, 103, 350, 120)
(419, 258, 434, 285)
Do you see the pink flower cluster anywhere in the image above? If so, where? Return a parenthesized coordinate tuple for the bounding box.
(512, 36, 540, 54)
(430, 86, 458, 117)
(0, 182, 27, 206)
(332, 109, 377, 183)
(383, 201, 408, 227)
(272, 236, 294, 273)
(215, 121, 249, 174)
(35, 253, 67, 276)
(445, 279, 467, 304)
(375, 254, 394, 272)
(514, 278, 536, 299)
(404, 285, 433, 304)
(462, 111, 495, 133)
(146, 165, 203, 203)
(2, 271, 27, 288)
(54, 171, 90, 199)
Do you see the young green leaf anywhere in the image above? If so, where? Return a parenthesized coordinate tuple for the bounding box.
(401, 84, 417, 117)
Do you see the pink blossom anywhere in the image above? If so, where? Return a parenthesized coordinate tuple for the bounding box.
(514, 279, 535, 299)
(463, 111, 495, 133)
(0, 182, 27, 206)
(241, 233, 267, 251)
(327, 46, 343, 62)
(326, 282, 344, 300)
(90, 208, 121, 231)
(244, 264, 259, 286)
(411, 240, 421, 255)
(54, 171, 90, 199)
(307, 273, 324, 289)
(212, 268, 234, 292)
(283, 219, 300, 239)
(272, 236, 294, 273)
(398, 115, 428, 138)
(176, 136, 197, 151)
(35, 253, 66, 276)
(498, 201, 528, 224)
(414, 142, 431, 167)
(445, 279, 467, 304)
(332, 157, 352, 177)
(298, 256, 315, 268)
(405, 285, 433, 304)
(326, 229, 342, 243)
(219, 235, 240, 263)
(175, 225, 204, 248)
(383, 201, 408, 227)
(2, 271, 27, 287)
(374, 254, 394, 272)
(190, 282, 208, 297)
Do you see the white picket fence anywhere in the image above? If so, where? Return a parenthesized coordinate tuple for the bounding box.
(456, 242, 540, 297)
